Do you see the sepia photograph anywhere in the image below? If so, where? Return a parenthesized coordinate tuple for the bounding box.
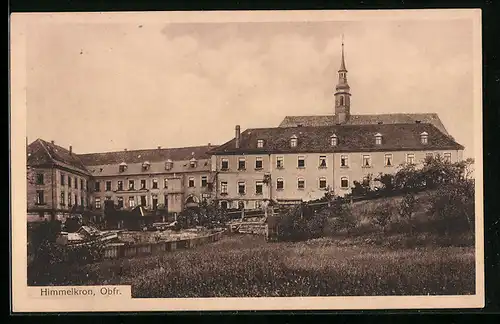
(10, 9, 484, 312)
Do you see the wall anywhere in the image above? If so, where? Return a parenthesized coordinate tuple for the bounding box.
(91, 171, 213, 212)
(55, 169, 90, 211)
(102, 229, 226, 260)
(214, 153, 335, 206)
(270, 153, 334, 202)
(27, 167, 55, 213)
(214, 154, 271, 210)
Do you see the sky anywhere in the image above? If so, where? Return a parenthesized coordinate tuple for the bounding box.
(26, 17, 476, 157)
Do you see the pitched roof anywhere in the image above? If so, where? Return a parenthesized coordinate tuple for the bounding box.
(209, 123, 464, 155)
(278, 113, 449, 135)
(78, 145, 214, 166)
(27, 139, 90, 175)
(85, 158, 212, 177)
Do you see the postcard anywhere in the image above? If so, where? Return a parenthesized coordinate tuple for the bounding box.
(10, 9, 484, 312)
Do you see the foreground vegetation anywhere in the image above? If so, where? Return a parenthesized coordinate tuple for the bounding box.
(30, 234, 474, 297)
(27, 156, 476, 296)
(275, 156, 475, 242)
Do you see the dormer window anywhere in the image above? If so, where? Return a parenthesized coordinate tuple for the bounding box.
(420, 132, 429, 145)
(165, 159, 173, 170)
(290, 135, 298, 148)
(190, 158, 197, 168)
(119, 162, 127, 173)
(375, 133, 383, 145)
(142, 161, 151, 171)
(330, 134, 338, 146)
(257, 139, 264, 148)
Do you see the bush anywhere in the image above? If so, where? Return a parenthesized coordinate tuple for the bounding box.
(276, 204, 328, 242)
(331, 198, 357, 234)
(372, 201, 395, 233)
(374, 173, 396, 193)
(28, 221, 107, 285)
(428, 179, 474, 236)
(399, 193, 417, 235)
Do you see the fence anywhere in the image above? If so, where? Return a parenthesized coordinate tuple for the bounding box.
(102, 229, 226, 260)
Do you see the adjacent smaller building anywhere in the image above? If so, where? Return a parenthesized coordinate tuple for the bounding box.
(77, 144, 216, 215)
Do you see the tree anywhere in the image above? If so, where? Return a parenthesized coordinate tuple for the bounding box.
(331, 197, 357, 234)
(351, 174, 373, 197)
(399, 193, 417, 235)
(372, 201, 394, 234)
(374, 173, 395, 194)
(428, 178, 475, 235)
(394, 163, 425, 192)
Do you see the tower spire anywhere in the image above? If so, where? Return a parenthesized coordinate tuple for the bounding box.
(334, 35, 351, 124)
(340, 34, 347, 71)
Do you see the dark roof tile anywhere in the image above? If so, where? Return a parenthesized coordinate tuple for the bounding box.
(279, 113, 449, 135)
(78, 145, 215, 166)
(210, 123, 463, 155)
(27, 139, 90, 175)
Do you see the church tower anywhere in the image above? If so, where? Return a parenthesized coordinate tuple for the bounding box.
(334, 36, 351, 124)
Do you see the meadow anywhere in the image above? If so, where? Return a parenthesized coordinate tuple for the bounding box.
(43, 234, 475, 297)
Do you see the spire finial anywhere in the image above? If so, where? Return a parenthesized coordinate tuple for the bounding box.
(339, 34, 347, 72)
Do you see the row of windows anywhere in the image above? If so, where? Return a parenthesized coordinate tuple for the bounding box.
(94, 176, 210, 192)
(59, 191, 86, 207)
(34, 173, 87, 191)
(219, 200, 264, 210)
(255, 132, 430, 149)
(219, 177, 330, 195)
(94, 195, 165, 210)
(118, 159, 200, 173)
(34, 190, 87, 207)
(60, 173, 87, 191)
(220, 152, 452, 170)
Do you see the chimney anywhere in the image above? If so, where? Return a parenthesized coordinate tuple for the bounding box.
(69, 145, 73, 155)
(157, 146, 161, 149)
(235, 125, 241, 149)
(124, 148, 127, 152)
(51, 140, 55, 145)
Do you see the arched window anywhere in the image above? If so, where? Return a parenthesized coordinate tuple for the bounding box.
(339, 96, 344, 106)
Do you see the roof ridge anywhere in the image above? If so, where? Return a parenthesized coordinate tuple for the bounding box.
(37, 139, 55, 162)
(77, 144, 216, 156)
(249, 122, 437, 131)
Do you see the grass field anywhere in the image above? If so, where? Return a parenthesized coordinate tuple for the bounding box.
(48, 234, 475, 297)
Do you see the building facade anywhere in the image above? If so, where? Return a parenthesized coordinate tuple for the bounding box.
(209, 40, 464, 206)
(78, 145, 215, 214)
(27, 139, 92, 222)
(27, 140, 216, 222)
(209, 122, 464, 207)
(26, 40, 465, 219)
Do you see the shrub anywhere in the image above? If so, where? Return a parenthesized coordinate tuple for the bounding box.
(399, 193, 417, 235)
(372, 201, 395, 233)
(351, 177, 372, 197)
(428, 179, 474, 235)
(28, 221, 107, 285)
(374, 173, 395, 193)
(276, 204, 328, 242)
(331, 198, 357, 234)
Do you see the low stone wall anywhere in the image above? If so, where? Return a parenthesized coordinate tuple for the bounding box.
(229, 222, 268, 235)
(102, 229, 226, 260)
